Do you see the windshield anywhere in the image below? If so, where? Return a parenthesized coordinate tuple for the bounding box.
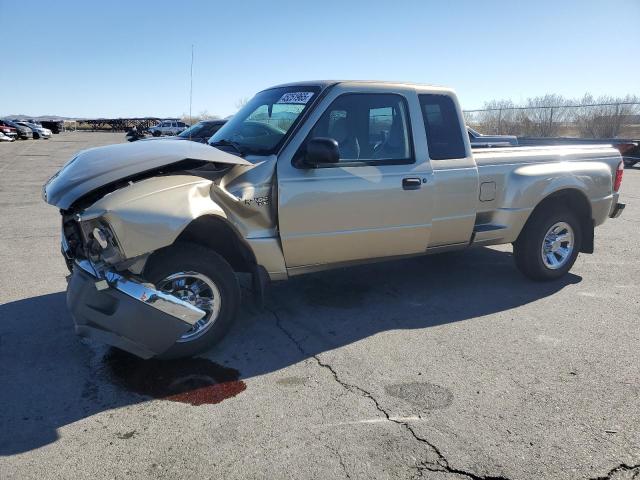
(179, 122, 223, 139)
(208, 86, 320, 156)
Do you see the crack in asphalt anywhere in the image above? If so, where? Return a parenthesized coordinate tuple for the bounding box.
(267, 307, 511, 480)
(324, 443, 352, 479)
(589, 463, 640, 480)
(268, 307, 638, 480)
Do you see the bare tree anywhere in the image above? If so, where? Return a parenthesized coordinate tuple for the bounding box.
(465, 93, 640, 139)
(574, 94, 640, 138)
(181, 110, 221, 125)
(197, 110, 221, 120)
(235, 97, 249, 110)
(473, 99, 520, 135)
(521, 94, 570, 137)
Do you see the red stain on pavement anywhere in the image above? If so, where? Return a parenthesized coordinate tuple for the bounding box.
(104, 350, 246, 406)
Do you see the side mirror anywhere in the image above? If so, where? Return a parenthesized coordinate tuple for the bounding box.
(304, 137, 340, 167)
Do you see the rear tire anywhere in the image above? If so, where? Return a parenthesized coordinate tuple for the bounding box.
(513, 207, 582, 281)
(144, 243, 240, 359)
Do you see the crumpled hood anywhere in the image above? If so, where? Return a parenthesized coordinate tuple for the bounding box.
(43, 139, 251, 209)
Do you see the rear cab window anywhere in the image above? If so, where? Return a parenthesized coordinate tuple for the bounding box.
(419, 94, 467, 160)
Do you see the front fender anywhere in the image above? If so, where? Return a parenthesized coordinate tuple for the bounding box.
(81, 175, 226, 259)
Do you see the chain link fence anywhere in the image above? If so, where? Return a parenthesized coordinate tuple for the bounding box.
(464, 101, 640, 139)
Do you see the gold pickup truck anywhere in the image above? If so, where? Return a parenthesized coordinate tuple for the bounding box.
(43, 81, 625, 359)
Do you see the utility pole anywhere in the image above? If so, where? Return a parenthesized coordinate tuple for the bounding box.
(189, 44, 194, 126)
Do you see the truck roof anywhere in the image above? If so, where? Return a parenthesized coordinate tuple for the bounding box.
(267, 80, 452, 93)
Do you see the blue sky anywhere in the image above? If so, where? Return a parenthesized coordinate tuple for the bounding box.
(1, 0, 638, 118)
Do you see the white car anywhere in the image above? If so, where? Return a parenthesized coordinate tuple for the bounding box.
(0, 132, 15, 142)
(15, 122, 52, 139)
(148, 119, 190, 137)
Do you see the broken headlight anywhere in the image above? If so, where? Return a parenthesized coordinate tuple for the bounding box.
(78, 218, 124, 265)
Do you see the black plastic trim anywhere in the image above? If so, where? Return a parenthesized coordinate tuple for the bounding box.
(610, 202, 625, 218)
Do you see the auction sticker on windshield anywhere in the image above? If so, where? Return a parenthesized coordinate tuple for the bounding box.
(277, 92, 315, 104)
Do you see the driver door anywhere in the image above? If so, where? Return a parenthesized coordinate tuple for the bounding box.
(277, 87, 434, 271)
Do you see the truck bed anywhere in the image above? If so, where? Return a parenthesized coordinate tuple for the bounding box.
(469, 144, 621, 247)
(472, 143, 620, 168)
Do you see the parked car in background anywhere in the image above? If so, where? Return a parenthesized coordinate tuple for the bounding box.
(467, 126, 518, 147)
(618, 142, 640, 168)
(15, 121, 52, 139)
(13, 119, 43, 127)
(127, 120, 227, 143)
(43, 80, 625, 359)
(149, 119, 190, 137)
(176, 119, 227, 143)
(125, 126, 149, 142)
(0, 123, 18, 140)
(1, 119, 33, 139)
(0, 131, 15, 142)
(40, 120, 64, 134)
(126, 120, 227, 143)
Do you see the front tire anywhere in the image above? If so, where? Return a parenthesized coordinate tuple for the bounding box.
(144, 243, 240, 359)
(513, 207, 582, 281)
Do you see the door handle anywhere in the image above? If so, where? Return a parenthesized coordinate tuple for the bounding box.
(402, 177, 422, 190)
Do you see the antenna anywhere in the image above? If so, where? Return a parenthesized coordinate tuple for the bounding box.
(189, 44, 194, 127)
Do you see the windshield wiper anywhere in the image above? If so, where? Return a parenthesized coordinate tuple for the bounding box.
(209, 139, 245, 156)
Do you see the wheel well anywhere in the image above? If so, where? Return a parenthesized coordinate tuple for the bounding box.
(526, 189, 594, 253)
(174, 216, 256, 272)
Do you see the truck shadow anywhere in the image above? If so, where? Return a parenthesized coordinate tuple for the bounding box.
(0, 247, 580, 455)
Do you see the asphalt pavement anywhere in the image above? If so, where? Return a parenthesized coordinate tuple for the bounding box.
(0, 132, 638, 479)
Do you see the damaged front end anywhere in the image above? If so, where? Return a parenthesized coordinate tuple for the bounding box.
(68, 260, 206, 358)
(43, 140, 262, 357)
(60, 203, 213, 358)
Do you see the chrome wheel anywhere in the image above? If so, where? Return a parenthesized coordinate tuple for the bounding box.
(541, 222, 574, 270)
(157, 271, 221, 342)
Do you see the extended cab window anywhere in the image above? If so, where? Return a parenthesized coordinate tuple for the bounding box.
(419, 94, 467, 160)
(308, 93, 412, 164)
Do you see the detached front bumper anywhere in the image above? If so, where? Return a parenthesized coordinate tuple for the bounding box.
(67, 260, 206, 358)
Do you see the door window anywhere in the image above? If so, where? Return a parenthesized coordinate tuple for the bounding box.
(419, 94, 467, 160)
(307, 93, 413, 164)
